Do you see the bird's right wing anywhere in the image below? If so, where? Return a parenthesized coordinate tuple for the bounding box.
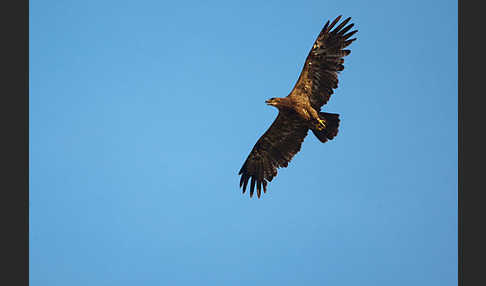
(238, 112, 309, 198)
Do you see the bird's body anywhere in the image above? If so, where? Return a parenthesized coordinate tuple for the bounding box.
(239, 15, 357, 198)
(266, 96, 323, 128)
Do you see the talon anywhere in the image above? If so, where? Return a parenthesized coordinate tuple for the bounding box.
(317, 119, 327, 130)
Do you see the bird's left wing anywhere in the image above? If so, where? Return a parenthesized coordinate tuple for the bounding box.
(289, 15, 357, 110)
(239, 111, 309, 198)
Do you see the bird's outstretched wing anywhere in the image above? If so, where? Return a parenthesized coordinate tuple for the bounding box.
(239, 112, 309, 198)
(290, 15, 357, 110)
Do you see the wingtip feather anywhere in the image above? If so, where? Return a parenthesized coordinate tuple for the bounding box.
(343, 30, 358, 40)
(249, 177, 255, 198)
(242, 175, 249, 194)
(333, 17, 351, 33)
(326, 15, 342, 32)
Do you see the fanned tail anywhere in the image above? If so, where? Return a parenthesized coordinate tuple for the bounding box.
(311, 112, 340, 143)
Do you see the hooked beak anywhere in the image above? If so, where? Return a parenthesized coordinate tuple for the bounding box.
(265, 99, 274, 106)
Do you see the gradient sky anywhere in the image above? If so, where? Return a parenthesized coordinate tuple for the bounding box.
(30, 0, 457, 285)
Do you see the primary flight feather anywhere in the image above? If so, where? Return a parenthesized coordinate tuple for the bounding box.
(238, 15, 357, 198)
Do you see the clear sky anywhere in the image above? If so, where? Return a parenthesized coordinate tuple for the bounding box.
(30, 0, 457, 285)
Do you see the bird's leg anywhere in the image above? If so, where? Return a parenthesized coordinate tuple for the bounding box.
(306, 107, 326, 131)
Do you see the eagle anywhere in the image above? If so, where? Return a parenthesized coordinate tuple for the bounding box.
(238, 15, 357, 198)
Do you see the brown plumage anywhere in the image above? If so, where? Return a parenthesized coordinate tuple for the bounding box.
(238, 15, 357, 198)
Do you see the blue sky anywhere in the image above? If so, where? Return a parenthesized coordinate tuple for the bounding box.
(30, 0, 457, 285)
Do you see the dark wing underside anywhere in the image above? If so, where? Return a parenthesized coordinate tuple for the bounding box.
(290, 15, 357, 110)
(239, 111, 309, 198)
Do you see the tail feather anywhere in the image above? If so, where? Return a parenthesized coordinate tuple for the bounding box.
(311, 112, 340, 143)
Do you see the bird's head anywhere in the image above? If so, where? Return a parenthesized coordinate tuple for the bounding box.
(265, 97, 280, 107)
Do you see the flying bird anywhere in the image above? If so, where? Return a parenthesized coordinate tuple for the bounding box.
(238, 15, 357, 198)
